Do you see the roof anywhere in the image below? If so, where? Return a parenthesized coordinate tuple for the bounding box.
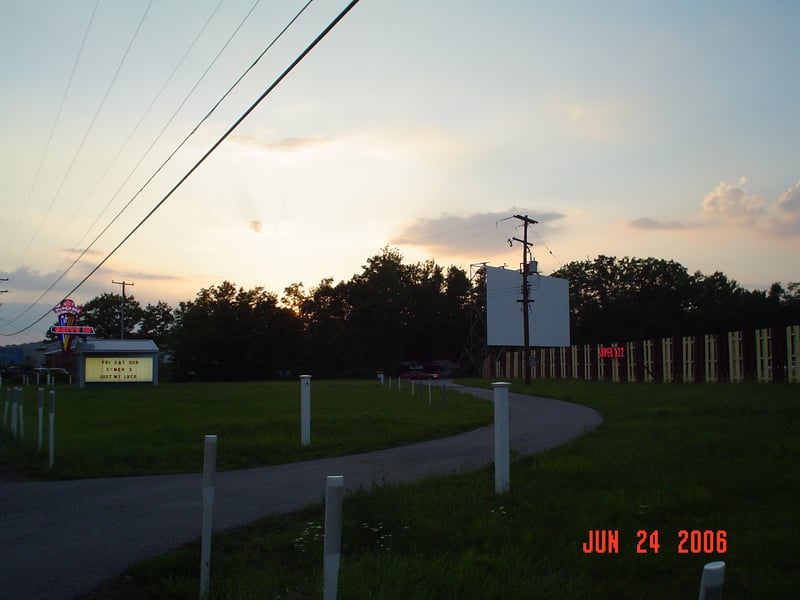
(77, 339, 159, 354)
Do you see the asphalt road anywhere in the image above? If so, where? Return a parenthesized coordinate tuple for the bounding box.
(0, 384, 602, 599)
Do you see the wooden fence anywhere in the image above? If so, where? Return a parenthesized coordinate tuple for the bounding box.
(484, 324, 800, 383)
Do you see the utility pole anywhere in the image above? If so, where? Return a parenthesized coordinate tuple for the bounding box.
(510, 215, 538, 385)
(111, 280, 134, 339)
(0, 278, 8, 303)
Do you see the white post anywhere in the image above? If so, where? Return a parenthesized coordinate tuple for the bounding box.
(428, 380, 432, 405)
(17, 388, 24, 439)
(492, 382, 511, 493)
(200, 434, 217, 599)
(48, 391, 55, 468)
(300, 375, 311, 447)
(10, 387, 18, 438)
(3, 387, 8, 427)
(698, 561, 725, 600)
(324, 475, 344, 600)
(411, 379, 415, 396)
(38, 388, 44, 451)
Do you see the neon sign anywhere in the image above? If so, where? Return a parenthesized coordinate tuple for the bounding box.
(52, 299, 85, 353)
(598, 346, 625, 359)
(50, 325, 96, 335)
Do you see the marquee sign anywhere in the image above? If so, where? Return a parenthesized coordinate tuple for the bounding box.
(84, 357, 153, 383)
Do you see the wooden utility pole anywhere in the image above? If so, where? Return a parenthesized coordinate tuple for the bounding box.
(511, 215, 537, 385)
(111, 280, 134, 339)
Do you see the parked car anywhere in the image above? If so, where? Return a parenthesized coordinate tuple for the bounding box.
(399, 369, 440, 380)
(1, 365, 26, 382)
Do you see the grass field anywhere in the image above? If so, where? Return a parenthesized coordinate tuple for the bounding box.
(0, 379, 490, 479)
(82, 379, 800, 599)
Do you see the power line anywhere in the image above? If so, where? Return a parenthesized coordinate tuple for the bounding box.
(0, 0, 100, 268)
(1, 0, 362, 337)
(1, 0, 310, 331)
(17, 1, 155, 267)
(44, 0, 227, 274)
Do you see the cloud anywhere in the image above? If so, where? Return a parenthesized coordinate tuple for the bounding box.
(628, 217, 699, 231)
(701, 176, 766, 221)
(776, 181, 800, 215)
(58, 247, 104, 257)
(630, 177, 800, 238)
(230, 131, 329, 152)
(769, 180, 800, 236)
(390, 208, 567, 257)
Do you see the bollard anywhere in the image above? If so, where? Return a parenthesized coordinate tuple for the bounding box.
(300, 375, 312, 447)
(492, 382, 511, 493)
(11, 388, 18, 438)
(200, 435, 217, 599)
(48, 391, 55, 468)
(38, 388, 44, 451)
(3, 387, 9, 427)
(17, 388, 24, 439)
(324, 475, 344, 600)
(698, 561, 725, 600)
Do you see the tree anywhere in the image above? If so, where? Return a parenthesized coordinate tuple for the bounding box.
(138, 301, 175, 346)
(298, 278, 354, 376)
(686, 271, 747, 334)
(170, 282, 304, 381)
(79, 292, 143, 339)
(553, 255, 800, 343)
(553, 256, 693, 342)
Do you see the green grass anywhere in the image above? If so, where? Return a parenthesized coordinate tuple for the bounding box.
(0, 379, 490, 479)
(85, 379, 800, 599)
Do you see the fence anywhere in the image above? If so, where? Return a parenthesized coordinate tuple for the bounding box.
(484, 324, 800, 383)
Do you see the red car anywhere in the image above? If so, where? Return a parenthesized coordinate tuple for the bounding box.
(399, 370, 440, 380)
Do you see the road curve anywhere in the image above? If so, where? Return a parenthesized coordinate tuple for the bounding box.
(0, 384, 602, 599)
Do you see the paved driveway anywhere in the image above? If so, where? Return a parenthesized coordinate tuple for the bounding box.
(0, 384, 602, 599)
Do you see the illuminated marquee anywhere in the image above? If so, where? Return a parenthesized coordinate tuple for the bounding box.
(84, 357, 154, 383)
(598, 346, 625, 359)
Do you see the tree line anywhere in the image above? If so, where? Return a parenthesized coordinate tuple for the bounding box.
(551, 255, 800, 342)
(53, 250, 800, 381)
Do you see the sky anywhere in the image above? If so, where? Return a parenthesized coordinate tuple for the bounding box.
(1, 0, 799, 344)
